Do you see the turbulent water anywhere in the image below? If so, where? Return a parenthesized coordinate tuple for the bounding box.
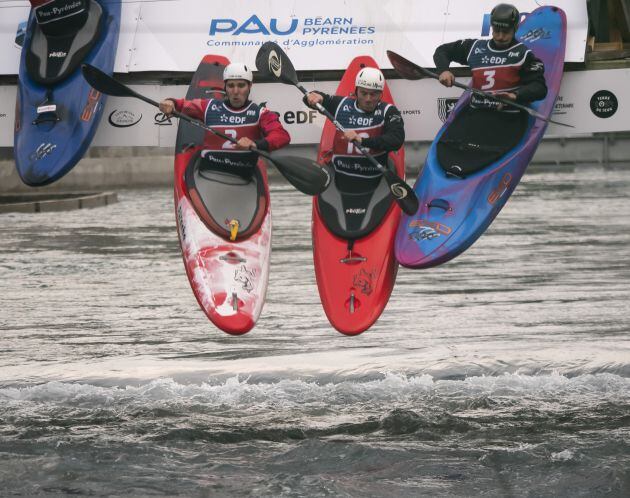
(1, 163, 629, 497)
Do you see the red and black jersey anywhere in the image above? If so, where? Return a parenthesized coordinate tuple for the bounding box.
(434, 37, 547, 109)
(304, 93, 405, 179)
(330, 97, 391, 178)
(171, 97, 290, 170)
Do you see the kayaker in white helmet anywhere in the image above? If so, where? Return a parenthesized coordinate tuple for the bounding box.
(303, 65, 404, 180)
(159, 62, 290, 161)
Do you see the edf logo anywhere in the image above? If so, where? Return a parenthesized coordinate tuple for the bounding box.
(481, 12, 528, 36)
(210, 15, 298, 35)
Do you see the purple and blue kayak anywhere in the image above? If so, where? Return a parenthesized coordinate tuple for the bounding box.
(395, 6, 566, 268)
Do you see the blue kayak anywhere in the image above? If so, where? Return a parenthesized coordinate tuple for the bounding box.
(395, 6, 566, 268)
(14, 0, 121, 187)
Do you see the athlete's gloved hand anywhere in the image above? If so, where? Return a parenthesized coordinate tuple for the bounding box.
(343, 130, 362, 144)
(438, 71, 455, 87)
(494, 92, 517, 110)
(159, 99, 176, 117)
(235, 137, 257, 150)
(306, 92, 324, 108)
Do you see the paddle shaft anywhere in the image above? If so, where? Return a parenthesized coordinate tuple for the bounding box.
(421, 67, 572, 127)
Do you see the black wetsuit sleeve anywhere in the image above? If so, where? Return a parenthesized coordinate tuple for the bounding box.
(433, 39, 477, 72)
(302, 91, 344, 115)
(361, 106, 405, 152)
(514, 51, 548, 104)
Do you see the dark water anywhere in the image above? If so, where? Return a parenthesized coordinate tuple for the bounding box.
(1, 163, 629, 497)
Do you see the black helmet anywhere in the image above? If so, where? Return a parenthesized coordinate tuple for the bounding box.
(491, 3, 520, 30)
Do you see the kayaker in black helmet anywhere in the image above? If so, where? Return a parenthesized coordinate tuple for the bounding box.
(434, 3, 547, 111)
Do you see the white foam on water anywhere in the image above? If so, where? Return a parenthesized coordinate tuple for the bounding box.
(1, 372, 628, 410)
(551, 449, 578, 462)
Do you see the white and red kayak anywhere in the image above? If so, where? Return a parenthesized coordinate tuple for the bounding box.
(174, 55, 271, 335)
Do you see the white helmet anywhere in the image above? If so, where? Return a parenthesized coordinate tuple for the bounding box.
(223, 63, 253, 83)
(355, 67, 384, 91)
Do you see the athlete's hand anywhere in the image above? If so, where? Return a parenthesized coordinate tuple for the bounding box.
(159, 99, 175, 116)
(235, 137, 256, 150)
(306, 92, 324, 108)
(494, 92, 517, 110)
(495, 92, 517, 101)
(438, 71, 455, 87)
(343, 130, 362, 144)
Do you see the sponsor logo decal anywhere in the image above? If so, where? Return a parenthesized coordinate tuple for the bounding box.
(35, 0, 85, 24)
(520, 28, 551, 43)
(29, 142, 57, 162)
(80, 88, 100, 122)
(207, 15, 376, 49)
(108, 110, 143, 128)
(353, 268, 376, 296)
(345, 208, 366, 215)
(437, 98, 458, 123)
(268, 50, 282, 78)
(234, 265, 256, 293)
(14, 99, 20, 131)
(590, 90, 618, 119)
(154, 112, 173, 126)
(487, 173, 512, 205)
(283, 109, 317, 124)
(408, 220, 452, 241)
(552, 95, 574, 116)
(177, 204, 186, 241)
(389, 183, 408, 199)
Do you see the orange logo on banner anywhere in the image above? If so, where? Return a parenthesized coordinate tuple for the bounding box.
(408, 219, 452, 235)
(488, 173, 512, 205)
(81, 88, 101, 122)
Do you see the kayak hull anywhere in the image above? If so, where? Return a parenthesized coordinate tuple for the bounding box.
(313, 56, 404, 335)
(173, 56, 271, 335)
(14, 0, 120, 187)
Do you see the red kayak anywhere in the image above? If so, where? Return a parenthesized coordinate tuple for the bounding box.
(313, 56, 405, 335)
(174, 55, 271, 335)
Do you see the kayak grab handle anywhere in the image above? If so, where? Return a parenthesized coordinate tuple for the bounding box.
(427, 198, 451, 211)
(340, 249, 367, 264)
(340, 256, 367, 264)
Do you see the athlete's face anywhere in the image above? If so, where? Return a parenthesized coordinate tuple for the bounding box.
(356, 87, 383, 113)
(225, 80, 251, 108)
(492, 26, 515, 48)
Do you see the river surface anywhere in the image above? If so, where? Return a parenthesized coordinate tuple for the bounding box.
(1, 162, 629, 497)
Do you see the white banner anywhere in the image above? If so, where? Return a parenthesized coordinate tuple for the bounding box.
(2, 68, 629, 147)
(0, 0, 588, 75)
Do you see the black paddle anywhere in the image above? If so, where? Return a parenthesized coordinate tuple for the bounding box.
(255, 42, 419, 216)
(386, 50, 573, 128)
(80, 64, 330, 196)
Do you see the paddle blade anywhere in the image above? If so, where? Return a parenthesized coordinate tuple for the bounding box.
(81, 64, 130, 97)
(265, 154, 331, 196)
(82, 63, 159, 108)
(255, 42, 298, 85)
(386, 51, 430, 81)
(383, 169, 419, 215)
